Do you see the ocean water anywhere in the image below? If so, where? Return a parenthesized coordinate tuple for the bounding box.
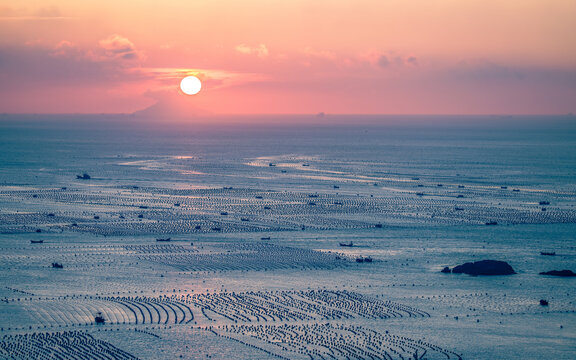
(0, 114, 575, 359)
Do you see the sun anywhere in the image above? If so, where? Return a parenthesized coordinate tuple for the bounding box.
(180, 76, 202, 95)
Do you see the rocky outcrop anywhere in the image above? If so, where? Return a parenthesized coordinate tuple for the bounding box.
(445, 260, 515, 276)
(539, 270, 576, 277)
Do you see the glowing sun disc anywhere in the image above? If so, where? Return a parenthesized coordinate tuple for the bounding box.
(180, 76, 202, 95)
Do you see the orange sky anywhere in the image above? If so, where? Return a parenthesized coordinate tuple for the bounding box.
(0, 0, 575, 115)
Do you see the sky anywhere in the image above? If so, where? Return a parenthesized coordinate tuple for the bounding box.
(0, 0, 575, 115)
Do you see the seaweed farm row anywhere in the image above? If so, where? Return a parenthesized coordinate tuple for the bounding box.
(2, 182, 575, 236)
(3, 290, 428, 330)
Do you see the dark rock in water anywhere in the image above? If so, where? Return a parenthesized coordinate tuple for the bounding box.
(539, 270, 576, 277)
(451, 260, 515, 276)
(540, 299, 549, 306)
(441, 266, 451, 273)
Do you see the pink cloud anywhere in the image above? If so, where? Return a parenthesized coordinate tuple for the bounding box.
(98, 34, 145, 62)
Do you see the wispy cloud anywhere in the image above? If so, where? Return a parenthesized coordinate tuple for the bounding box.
(137, 67, 268, 91)
(0, 6, 72, 21)
(235, 44, 269, 58)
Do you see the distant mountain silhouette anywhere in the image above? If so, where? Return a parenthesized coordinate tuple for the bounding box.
(133, 93, 212, 119)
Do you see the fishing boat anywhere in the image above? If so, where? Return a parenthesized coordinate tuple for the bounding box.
(94, 312, 105, 324)
(30, 240, 44, 244)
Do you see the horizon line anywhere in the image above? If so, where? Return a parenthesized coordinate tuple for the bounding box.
(1, 112, 574, 117)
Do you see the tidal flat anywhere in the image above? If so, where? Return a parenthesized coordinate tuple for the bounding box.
(1, 115, 575, 359)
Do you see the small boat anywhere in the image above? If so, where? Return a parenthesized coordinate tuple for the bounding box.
(195, 225, 201, 229)
(539, 201, 550, 205)
(211, 227, 221, 231)
(333, 185, 340, 189)
(411, 177, 420, 180)
(455, 207, 464, 211)
(540, 251, 556, 256)
(52, 262, 63, 268)
(308, 194, 319, 198)
(539, 299, 549, 306)
(268, 163, 276, 167)
(30, 240, 44, 244)
(76, 173, 91, 180)
(174, 203, 180, 206)
(94, 312, 105, 324)
(241, 218, 250, 221)
(302, 164, 310, 167)
(264, 206, 271, 210)
(261, 236, 271, 240)
(364, 257, 373, 263)
(255, 196, 263, 199)
(340, 241, 353, 247)
(156, 238, 171, 242)
(485, 221, 498, 226)
(220, 211, 228, 215)
(416, 192, 424, 196)
(356, 257, 364, 263)
(375, 223, 383, 228)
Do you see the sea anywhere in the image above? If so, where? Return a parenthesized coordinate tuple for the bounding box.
(0, 114, 575, 359)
